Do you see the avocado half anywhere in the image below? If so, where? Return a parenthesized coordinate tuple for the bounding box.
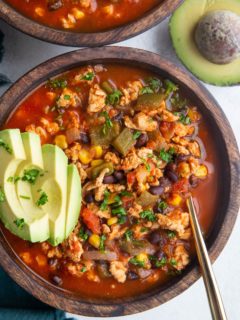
(169, 0, 240, 86)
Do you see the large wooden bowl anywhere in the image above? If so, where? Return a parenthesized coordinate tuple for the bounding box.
(0, 0, 182, 47)
(0, 47, 239, 317)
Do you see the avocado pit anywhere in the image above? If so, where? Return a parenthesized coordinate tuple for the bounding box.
(195, 10, 240, 64)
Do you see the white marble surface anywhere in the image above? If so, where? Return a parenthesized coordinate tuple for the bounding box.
(0, 17, 239, 320)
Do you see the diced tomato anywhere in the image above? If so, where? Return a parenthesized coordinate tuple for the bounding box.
(160, 121, 175, 140)
(127, 171, 136, 185)
(81, 207, 101, 234)
(172, 178, 189, 193)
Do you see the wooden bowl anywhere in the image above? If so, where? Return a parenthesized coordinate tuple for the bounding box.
(0, 47, 239, 317)
(0, 0, 182, 47)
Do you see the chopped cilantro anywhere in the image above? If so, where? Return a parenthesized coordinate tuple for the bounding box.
(132, 130, 141, 140)
(140, 158, 151, 172)
(106, 90, 122, 105)
(155, 257, 167, 268)
(179, 114, 191, 125)
(140, 227, 148, 233)
(120, 190, 132, 197)
(148, 78, 162, 92)
(112, 207, 126, 216)
(158, 200, 168, 213)
(124, 229, 133, 241)
(100, 111, 113, 135)
(20, 195, 30, 200)
(0, 188, 5, 203)
(64, 94, 71, 100)
(81, 72, 94, 81)
(81, 266, 87, 273)
(140, 86, 154, 95)
(140, 210, 157, 222)
(100, 190, 110, 211)
(36, 191, 48, 207)
(47, 78, 67, 89)
(99, 235, 106, 252)
(118, 216, 127, 224)
(14, 218, 25, 229)
(0, 138, 12, 154)
(164, 79, 178, 96)
(159, 147, 175, 163)
(129, 257, 145, 268)
(79, 227, 89, 241)
(170, 258, 177, 266)
(167, 231, 176, 239)
(22, 169, 40, 184)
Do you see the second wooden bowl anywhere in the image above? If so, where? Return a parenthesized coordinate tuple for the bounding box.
(0, 0, 182, 46)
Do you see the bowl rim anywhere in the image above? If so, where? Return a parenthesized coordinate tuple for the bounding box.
(0, 46, 239, 317)
(0, 0, 183, 47)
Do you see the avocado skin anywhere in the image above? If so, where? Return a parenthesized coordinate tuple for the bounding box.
(169, 0, 240, 86)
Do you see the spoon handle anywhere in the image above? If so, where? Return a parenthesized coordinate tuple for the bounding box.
(187, 196, 227, 320)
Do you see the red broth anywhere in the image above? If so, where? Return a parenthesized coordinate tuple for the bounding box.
(5, 0, 160, 32)
(1, 64, 219, 299)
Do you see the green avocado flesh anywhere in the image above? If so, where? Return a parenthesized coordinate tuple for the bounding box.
(0, 129, 82, 245)
(169, 0, 240, 86)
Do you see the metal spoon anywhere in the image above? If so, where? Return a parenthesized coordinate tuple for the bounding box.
(187, 196, 227, 320)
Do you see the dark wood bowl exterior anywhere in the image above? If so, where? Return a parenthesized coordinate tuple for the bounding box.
(0, 47, 239, 317)
(0, 0, 182, 47)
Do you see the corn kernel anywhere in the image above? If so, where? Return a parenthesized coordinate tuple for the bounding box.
(46, 91, 57, 101)
(91, 146, 103, 159)
(79, 149, 92, 164)
(36, 254, 47, 267)
(54, 135, 68, 149)
(35, 7, 45, 17)
(19, 252, 32, 265)
(188, 108, 201, 122)
(177, 162, 191, 178)
(91, 159, 104, 167)
(136, 253, 149, 264)
(107, 217, 118, 226)
(72, 8, 85, 19)
(89, 234, 100, 249)
(103, 5, 114, 15)
(195, 165, 208, 178)
(168, 193, 182, 206)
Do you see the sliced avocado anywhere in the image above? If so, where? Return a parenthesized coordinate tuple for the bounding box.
(0, 130, 49, 242)
(65, 164, 82, 238)
(33, 144, 68, 246)
(169, 0, 240, 85)
(15, 133, 49, 242)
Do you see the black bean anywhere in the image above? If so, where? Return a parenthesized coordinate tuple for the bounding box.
(80, 132, 90, 144)
(51, 275, 63, 286)
(176, 154, 189, 162)
(189, 175, 199, 188)
(85, 192, 94, 203)
(112, 112, 123, 122)
(165, 170, 178, 183)
(159, 177, 170, 187)
(135, 133, 148, 148)
(165, 163, 177, 172)
(148, 231, 161, 244)
(127, 271, 139, 280)
(48, 258, 58, 268)
(149, 185, 164, 195)
(103, 175, 117, 184)
(113, 170, 125, 182)
(47, 0, 63, 11)
(155, 250, 166, 260)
